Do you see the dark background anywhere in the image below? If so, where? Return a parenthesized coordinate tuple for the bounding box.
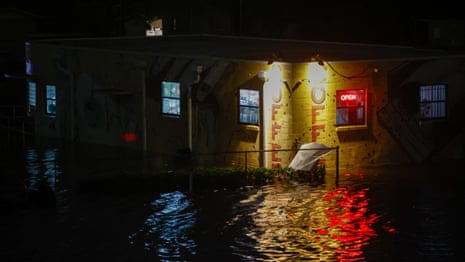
(4, 0, 464, 44)
(1, 0, 464, 106)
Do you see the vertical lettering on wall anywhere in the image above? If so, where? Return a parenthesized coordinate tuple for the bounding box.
(272, 122, 281, 140)
(264, 64, 287, 168)
(312, 124, 325, 142)
(271, 143, 282, 168)
(312, 105, 325, 123)
(311, 89, 326, 142)
(271, 104, 282, 167)
(272, 104, 280, 120)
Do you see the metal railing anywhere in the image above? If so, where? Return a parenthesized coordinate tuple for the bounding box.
(0, 105, 33, 145)
(192, 146, 339, 179)
(183, 146, 340, 192)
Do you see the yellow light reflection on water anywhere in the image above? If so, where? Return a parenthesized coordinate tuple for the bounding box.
(229, 177, 395, 261)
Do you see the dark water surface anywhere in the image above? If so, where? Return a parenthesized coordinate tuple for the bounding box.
(1, 138, 465, 261)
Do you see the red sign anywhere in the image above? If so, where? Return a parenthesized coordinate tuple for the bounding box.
(336, 89, 365, 107)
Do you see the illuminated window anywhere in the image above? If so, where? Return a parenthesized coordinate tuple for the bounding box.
(161, 81, 181, 116)
(28, 81, 36, 110)
(419, 84, 446, 120)
(45, 84, 56, 116)
(336, 88, 367, 126)
(238, 89, 259, 125)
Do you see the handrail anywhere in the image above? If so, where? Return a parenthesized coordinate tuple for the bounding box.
(0, 105, 34, 144)
(0, 105, 28, 117)
(187, 146, 340, 192)
(195, 146, 338, 155)
(193, 146, 340, 181)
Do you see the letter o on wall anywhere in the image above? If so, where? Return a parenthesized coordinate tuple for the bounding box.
(311, 87, 326, 104)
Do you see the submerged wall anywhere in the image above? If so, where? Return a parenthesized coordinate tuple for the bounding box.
(28, 43, 465, 171)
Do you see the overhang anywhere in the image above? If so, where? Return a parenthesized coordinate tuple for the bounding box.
(31, 34, 465, 63)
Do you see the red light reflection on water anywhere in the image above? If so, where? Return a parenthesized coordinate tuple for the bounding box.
(313, 172, 396, 261)
(318, 187, 377, 260)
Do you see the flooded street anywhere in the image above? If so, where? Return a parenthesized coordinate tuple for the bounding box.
(1, 137, 465, 261)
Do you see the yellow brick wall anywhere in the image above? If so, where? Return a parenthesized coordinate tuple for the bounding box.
(214, 61, 264, 168)
(212, 60, 410, 170)
(290, 61, 410, 170)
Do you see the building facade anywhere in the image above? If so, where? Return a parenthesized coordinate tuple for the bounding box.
(25, 35, 465, 171)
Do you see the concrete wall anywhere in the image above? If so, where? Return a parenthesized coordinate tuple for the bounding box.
(32, 49, 208, 171)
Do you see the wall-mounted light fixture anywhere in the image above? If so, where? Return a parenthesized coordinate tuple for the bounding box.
(310, 54, 325, 66)
(267, 52, 282, 65)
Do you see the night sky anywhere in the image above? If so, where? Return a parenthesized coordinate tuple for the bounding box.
(3, 0, 464, 45)
(1, 0, 462, 107)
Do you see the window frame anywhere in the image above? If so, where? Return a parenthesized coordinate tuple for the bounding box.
(45, 84, 56, 116)
(27, 81, 37, 111)
(238, 88, 260, 125)
(419, 84, 447, 120)
(161, 81, 181, 117)
(335, 88, 368, 129)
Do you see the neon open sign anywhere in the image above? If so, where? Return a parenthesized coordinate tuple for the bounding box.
(339, 94, 358, 101)
(336, 89, 366, 107)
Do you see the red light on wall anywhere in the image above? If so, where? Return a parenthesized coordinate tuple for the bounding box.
(336, 89, 366, 107)
(123, 133, 137, 142)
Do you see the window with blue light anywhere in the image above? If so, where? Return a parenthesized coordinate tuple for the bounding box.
(161, 81, 181, 116)
(239, 89, 259, 125)
(45, 84, 56, 116)
(28, 81, 37, 110)
(419, 84, 447, 120)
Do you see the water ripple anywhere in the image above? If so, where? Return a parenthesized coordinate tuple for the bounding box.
(129, 191, 197, 261)
(226, 183, 384, 261)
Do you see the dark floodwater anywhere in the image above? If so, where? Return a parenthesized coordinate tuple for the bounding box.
(1, 137, 465, 261)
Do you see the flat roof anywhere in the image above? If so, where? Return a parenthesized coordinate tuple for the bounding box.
(31, 34, 464, 63)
